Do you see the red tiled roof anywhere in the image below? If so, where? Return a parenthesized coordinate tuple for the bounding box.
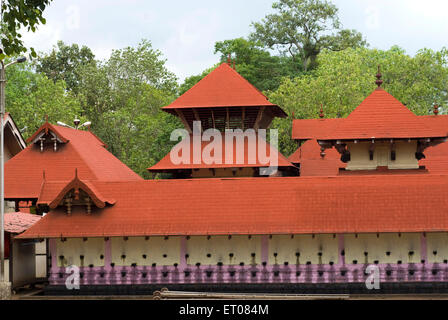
(5, 124, 142, 199)
(43, 171, 116, 209)
(17, 174, 448, 239)
(288, 139, 345, 176)
(163, 63, 286, 116)
(5, 212, 41, 234)
(26, 121, 69, 144)
(318, 89, 447, 140)
(292, 118, 343, 140)
(149, 133, 294, 171)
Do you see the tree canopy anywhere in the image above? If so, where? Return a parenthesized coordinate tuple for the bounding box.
(0, 0, 53, 58)
(250, 0, 367, 71)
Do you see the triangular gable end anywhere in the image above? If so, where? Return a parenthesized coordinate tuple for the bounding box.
(26, 119, 69, 152)
(48, 169, 115, 215)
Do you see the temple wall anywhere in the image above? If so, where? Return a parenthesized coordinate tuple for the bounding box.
(427, 233, 448, 263)
(346, 141, 418, 171)
(111, 236, 180, 266)
(268, 234, 339, 265)
(57, 238, 104, 267)
(49, 232, 448, 286)
(186, 235, 261, 266)
(344, 233, 421, 264)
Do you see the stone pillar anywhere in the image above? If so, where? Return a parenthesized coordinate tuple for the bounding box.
(0, 281, 11, 300)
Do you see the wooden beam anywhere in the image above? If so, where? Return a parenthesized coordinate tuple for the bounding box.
(241, 107, 245, 130)
(211, 109, 216, 129)
(192, 109, 202, 132)
(226, 107, 230, 130)
(254, 106, 265, 131)
(175, 109, 192, 134)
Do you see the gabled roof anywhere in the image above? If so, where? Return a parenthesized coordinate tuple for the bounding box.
(4, 212, 41, 234)
(5, 124, 142, 199)
(26, 120, 69, 144)
(148, 133, 295, 171)
(17, 174, 448, 239)
(3, 112, 26, 151)
(288, 139, 345, 176)
(292, 118, 343, 140)
(163, 63, 287, 116)
(42, 170, 116, 209)
(318, 88, 447, 140)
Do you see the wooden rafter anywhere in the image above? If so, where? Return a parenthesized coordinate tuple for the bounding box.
(254, 106, 265, 131)
(192, 109, 202, 132)
(211, 109, 216, 129)
(175, 109, 192, 134)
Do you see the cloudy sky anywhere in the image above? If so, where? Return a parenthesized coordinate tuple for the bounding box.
(21, 0, 448, 82)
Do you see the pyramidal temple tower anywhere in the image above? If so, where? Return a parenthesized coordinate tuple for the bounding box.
(149, 62, 297, 178)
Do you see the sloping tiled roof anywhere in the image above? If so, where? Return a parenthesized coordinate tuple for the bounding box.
(163, 63, 286, 116)
(17, 174, 448, 239)
(292, 118, 343, 140)
(149, 133, 294, 171)
(46, 170, 116, 209)
(5, 212, 41, 234)
(288, 139, 345, 176)
(5, 124, 142, 199)
(318, 89, 447, 140)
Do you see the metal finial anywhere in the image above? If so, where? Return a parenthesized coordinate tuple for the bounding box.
(227, 54, 231, 65)
(375, 65, 383, 88)
(319, 105, 324, 119)
(434, 104, 439, 115)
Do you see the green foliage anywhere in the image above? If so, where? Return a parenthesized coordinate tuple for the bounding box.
(215, 38, 298, 91)
(250, 0, 367, 71)
(75, 40, 181, 178)
(268, 46, 448, 154)
(5, 61, 84, 138)
(0, 0, 53, 58)
(35, 41, 95, 93)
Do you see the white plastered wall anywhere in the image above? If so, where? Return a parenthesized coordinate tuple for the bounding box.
(427, 233, 448, 263)
(346, 141, 418, 171)
(56, 238, 104, 267)
(268, 234, 339, 265)
(186, 235, 261, 266)
(345, 233, 420, 264)
(111, 236, 180, 266)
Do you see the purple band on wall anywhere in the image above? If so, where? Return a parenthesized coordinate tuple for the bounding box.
(104, 238, 111, 271)
(49, 262, 448, 286)
(180, 236, 187, 269)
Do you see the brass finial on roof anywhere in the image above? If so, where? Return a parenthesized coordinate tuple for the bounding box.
(227, 53, 231, 66)
(319, 104, 324, 118)
(375, 65, 383, 88)
(434, 104, 439, 116)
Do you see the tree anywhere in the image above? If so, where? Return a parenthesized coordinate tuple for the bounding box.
(35, 41, 95, 93)
(250, 0, 367, 71)
(75, 40, 181, 178)
(268, 46, 448, 155)
(5, 61, 84, 138)
(0, 0, 53, 58)
(214, 38, 297, 91)
(179, 37, 298, 95)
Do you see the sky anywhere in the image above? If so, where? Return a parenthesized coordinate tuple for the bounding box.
(21, 0, 448, 82)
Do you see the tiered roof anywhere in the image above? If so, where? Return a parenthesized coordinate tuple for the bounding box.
(318, 88, 447, 141)
(5, 122, 142, 199)
(149, 133, 295, 172)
